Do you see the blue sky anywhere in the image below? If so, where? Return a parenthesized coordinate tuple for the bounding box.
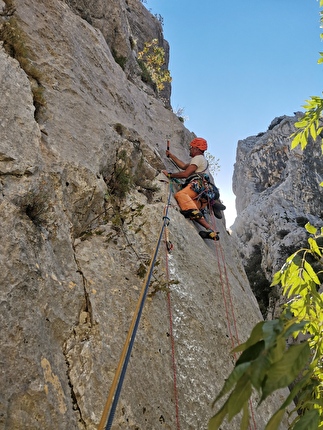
(144, 0, 323, 227)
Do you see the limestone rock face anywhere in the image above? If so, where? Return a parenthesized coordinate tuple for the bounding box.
(65, 0, 171, 104)
(232, 114, 323, 317)
(1, 1, 290, 429)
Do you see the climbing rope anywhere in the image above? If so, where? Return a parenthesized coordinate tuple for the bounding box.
(98, 185, 173, 430)
(211, 213, 239, 352)
(208, 209, 257, 430)
(163, 185, 180, 430)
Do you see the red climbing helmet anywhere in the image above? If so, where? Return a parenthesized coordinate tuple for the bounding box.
(190, 137, 207, 151)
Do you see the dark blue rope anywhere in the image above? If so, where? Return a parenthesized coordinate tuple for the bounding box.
(105, 185, 172, 430)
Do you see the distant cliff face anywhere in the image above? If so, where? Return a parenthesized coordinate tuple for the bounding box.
(1, 1, 291, 429)
(232, 114, 323, 317)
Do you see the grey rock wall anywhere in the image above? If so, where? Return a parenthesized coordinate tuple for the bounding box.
(232, 114, 323, 317)
(65, 0, 171, 104)
(0, 0, 291, 428)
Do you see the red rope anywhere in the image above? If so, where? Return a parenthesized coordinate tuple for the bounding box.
(215, 228, 240, 352)
(214, 236, 237, 352)
(166, 282, 181, 430)
(165, 185, 256, 429)
(209, 209, 257, 430)
(164, 207, 181, 430)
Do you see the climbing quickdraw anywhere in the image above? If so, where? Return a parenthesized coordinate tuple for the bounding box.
(163, 214, 174, 253)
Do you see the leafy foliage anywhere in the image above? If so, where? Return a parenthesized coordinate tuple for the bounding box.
(137, 39, 172, 92)
(173, 106, 189, 123)
(205, 152, 220, 177)
(106, 149, 133, 199)
(290, 96, 323, 152)
(290, 0, 323, 159)
(209, 223, 323, 429)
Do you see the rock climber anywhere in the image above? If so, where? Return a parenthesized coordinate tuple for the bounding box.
(162, 137, 225, 240)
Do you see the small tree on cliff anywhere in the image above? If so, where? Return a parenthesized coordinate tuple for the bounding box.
(209, 2, 323, 429)
(137, 38, 172, 93)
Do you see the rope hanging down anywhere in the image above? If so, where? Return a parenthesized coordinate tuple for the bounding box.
(208, 210, 257, 430)
(163, 189, 180, 429)
(98, 185, 173, 430)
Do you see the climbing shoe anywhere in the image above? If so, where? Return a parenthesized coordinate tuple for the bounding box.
(212, 200, 226, 219)
(213, 200, 226, 211)
(199, 230, 220, 241)
(180, 209, 203, 220)
(213, 208, 222, 219)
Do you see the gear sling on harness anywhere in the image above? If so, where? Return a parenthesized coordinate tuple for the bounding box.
(184, 173, 220, 202)
(175, 159, 220, 213)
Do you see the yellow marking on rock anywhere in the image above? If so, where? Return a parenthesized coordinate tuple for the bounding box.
(41, 357, 67, 414)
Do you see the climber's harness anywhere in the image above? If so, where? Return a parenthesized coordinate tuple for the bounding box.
(181, 162, 220, 202)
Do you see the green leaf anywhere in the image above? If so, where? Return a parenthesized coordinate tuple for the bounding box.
(265, 408, 285, 430)
(283, 270, 302, 298)
(262, 319, 284, 349)
(305, 222, 317, 235)
(310, 122, 318, 140)
(295, 118, 307, 127)
(271, 270, 282, 287)
(304, 260, 321, 284)
(279, 368, 312, 410)
(208, 401, 229, 430)
(236, 340, 265, 366)
(293, 410, 320, 430)
(308, 237, 322, 257)
(290, 252, 302, 266)
(260, 342, 311, 402)
(233, 321, 265, 352)
(240, 401, 250, 430)
(301, 130, 308, 149)
(266, 335, 286, 364)
(249, 354, 272, 391)
(291, 134, 301, 149)
(227, 375, 252, 420)
(284, 321, 308, 339)
(213, 362, 250, 403)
